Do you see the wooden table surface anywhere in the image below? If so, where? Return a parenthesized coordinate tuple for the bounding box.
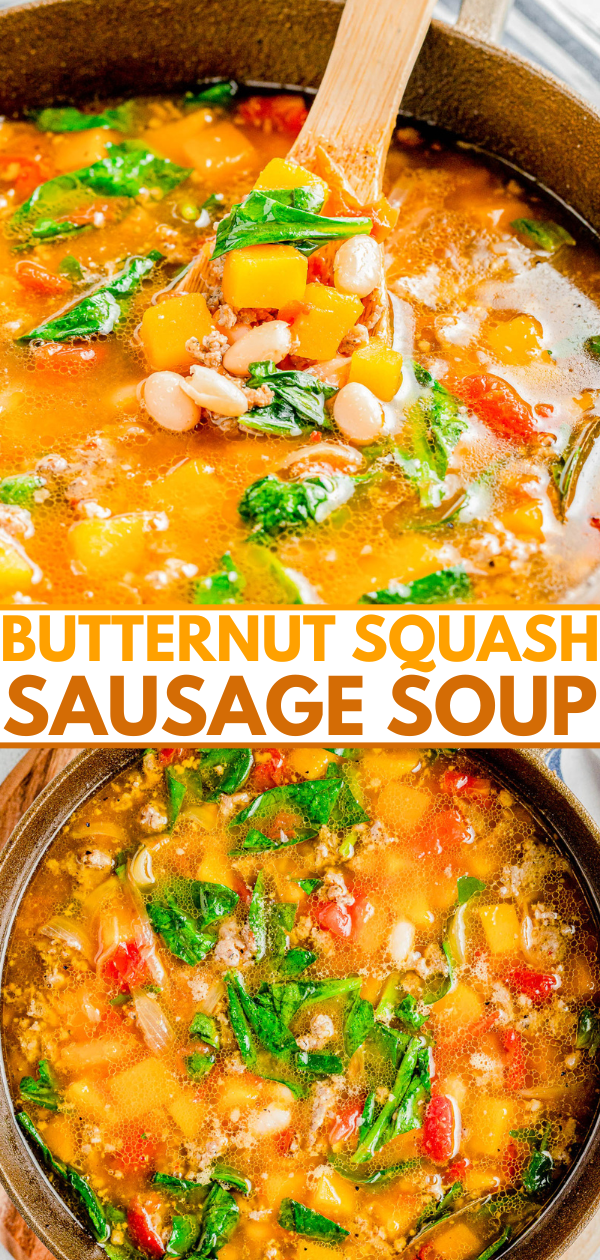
(0, 749, 598, 1260)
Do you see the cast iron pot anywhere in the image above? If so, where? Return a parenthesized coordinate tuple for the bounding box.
(0, 747, 599, 1260)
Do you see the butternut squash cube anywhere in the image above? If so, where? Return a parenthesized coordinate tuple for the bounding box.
(349, 340, 403, 401)
(69, 514, 147, 579)
(183, 122, 257, 183)
(361, 749, 420, 781)
(140, 293, 213, 371)
(433, 982, 483, 1028)
(287, 748, 337, 780)
(254, 157, 328, 198)
(376, 782, 430, 832)
(53, 128, 119, 174)
(147, 459, 226, 522)
(42, 1116, 76, 1165)
(168, 1093, 205, 1139)
(144, 108, 213, 167)
(222, 244, 307, 310)
(478, 903, 520, 954)
(432, 1222, 481, 1259)
(499, 503, 544, 539)
(0, 539, 34, 595)
(466, 1096, 515, 1158)
(292, 282, 363, 360)
(109, 1058, 180, 1119)
(311, 1167, 357, 1219)
(486, 314, 543, 367)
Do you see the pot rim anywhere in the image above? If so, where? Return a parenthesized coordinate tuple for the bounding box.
(0, 746, 600, 1260)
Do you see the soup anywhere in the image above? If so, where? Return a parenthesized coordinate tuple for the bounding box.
(0, 87, 600, 606)
(4, 746, 600, 1260)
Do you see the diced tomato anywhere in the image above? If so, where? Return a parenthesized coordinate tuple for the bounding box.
(15, 260, 71, 295)
(591, 517, 600, 532)
(236, 94, 308, 134)
(500, 1027, 526, 1091)
(329, 1098, 365, 1148)
(31, 342, 106, 373)
(452, 372, 537, 441)
(158, 748, 186, 765)
(447, 1156, 470, 1183)
(252, 748, 287, 791)
(274, 1127, 295, 1155)
(307, 254, 330, 285)
(502, 1137, 526, 1184)
(315, 891, 374, 940)
(231, 872, 252, 906)
(127, 1198, 165, 1259)
(0, 154, 52, 201)
(418, 808, 473, 855)
(416, 1247, 440, 1260)
(422, 1094, 460, 1163)
(439, 769, 493, 802)
(114, 1124, 157, 1173)
(504, 964, 558, 1005)
(103, 942, 147, 993)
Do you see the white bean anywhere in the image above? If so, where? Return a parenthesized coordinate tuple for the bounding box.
(223, 320, 292, 377)
(334, 234, 382, 297)
(279, 441, 365, 476)
(333, 382, 384, 444)
(180, 365, 248, 417)
(142, 371, 200, 432)
(388, 919, 415, 966)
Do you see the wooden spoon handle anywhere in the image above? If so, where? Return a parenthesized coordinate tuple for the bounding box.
(289, 0, 438, 203)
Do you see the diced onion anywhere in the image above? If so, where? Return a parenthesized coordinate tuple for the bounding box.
(132, 989, 173, 1054)
(129, 845, 155, 889)
(41, 916, 94, 962)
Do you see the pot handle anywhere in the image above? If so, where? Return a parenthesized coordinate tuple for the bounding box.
(455, 0, 513, 42)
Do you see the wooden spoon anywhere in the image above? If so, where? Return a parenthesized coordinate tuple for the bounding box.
(177, 0, 438, 304)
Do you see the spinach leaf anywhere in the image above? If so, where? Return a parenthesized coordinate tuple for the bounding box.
(243, 361, 335, 437)
(147, 889, 217, 965)
(33, 104, 133, 133)
(192, 881, 239, 928)
(359, 1091, 376, 1133)
(212, 188, 370, 260)
(278, 948, 317, 977)
(193, 553, 245, 605)
(396, 994, 430, 1033)
(185, 1051, 215, 1080)
(277, 1199, 349, 1242)
(226, 972, 297, 1058)
(166, 1214, 201, 1256)
(352, 1037, 421, 1162)
(239, 472, 355, 539)
(12, 144, 189, 243)
(190, 1012, 220, 1049)
(17, 1109, 67, 1179)
(19, 1059, 60, 1111)
(390, 1073, 429, 1136)
(374, 973, 403, 1024)
(423, 941, 454, 1005)
(166, 765, 187, 828)
(271, 976, 361, 1027)
(585, 335, 600, 359)
(412, 364, 468, 481)
(415, 1180, 464, 1235)
(229, 825, 318, 855)
(153, 1172, 206, 1194)
(297, 878, 322, 896)
(211, 1165, 251, 1195)
(248, 871, 268, 961)
(20, 251, 162, 342)
(576, 1007, 600, 1055)
(185, 81, 238, 107)
(520, 1126, 554, 1198)
(269, 901, 297, 957)
(196, 1183, 239, 1257)
(511, 218, 575, 252)
(67, 1167, 110, 1242)
(330, 1156, 420, 1185)
(361, 565, 472, 606)
(231, 776, 368, 833)
(457, 875, 486, 905)
(344, 995, 375, 1058)
(224, 976, 259, 1067)
(371, 1022, 410, 1069)
(477, 1227, 512, 1260)
(58, 254, 84, 282)
(295, 1050, 344, 1074)
(0, 473, 44, 506)
(193, 748, 253, 800)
